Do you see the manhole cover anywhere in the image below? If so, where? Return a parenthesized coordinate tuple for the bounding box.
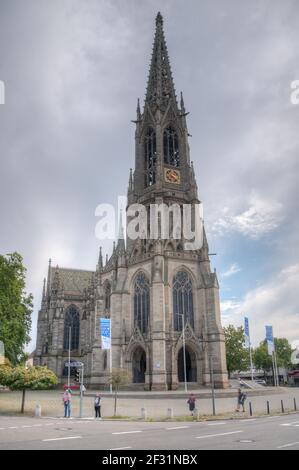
(238, 439, 254, 443)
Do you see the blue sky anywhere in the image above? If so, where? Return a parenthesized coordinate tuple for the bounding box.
(0, 0, 298, 351)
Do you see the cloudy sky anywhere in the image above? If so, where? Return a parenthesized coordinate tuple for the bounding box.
(0, 0, 299, 352)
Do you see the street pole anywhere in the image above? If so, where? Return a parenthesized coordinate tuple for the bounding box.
(178, 314, 187, 393)
(79, 363, 84, 418)
(274, 350, 279, 387)
(249, 343, 254, 382)
(209, 355, 216, 416)
(68, 326, 71, 388)
(110, 317, 112, 394)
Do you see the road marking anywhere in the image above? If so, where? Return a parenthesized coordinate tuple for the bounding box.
(207, 422, 226, 426)
(280, 421, 299, 426)
(196, 431, 243, 439)
(8, 427, 18, 429)
(166, 426, 189, 430)
(242, 419, 256, 422)
(110, 446, 132, 450)
(22, 425, 32, 428)
(42, 436, 82, 442)
(112, 431, 142, 435)
(277, 441, 299, 449)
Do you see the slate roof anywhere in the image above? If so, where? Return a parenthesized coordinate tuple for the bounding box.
(50, 267, 94, 293)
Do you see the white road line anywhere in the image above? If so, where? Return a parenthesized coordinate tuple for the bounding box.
(42, 436, 82, 442)
(8, 427, 18, 429)
(280, 421, 299, 426)
(277, 441, 299, 449)
(207, 422, 226, 426)
(242, 419, 256, 422)
(22, 425, 32, 428)
(196, 430, 243, 439)
(110, 447, 132, 450)
(166, 426, 189, 430)
(112, 431, 142, 435)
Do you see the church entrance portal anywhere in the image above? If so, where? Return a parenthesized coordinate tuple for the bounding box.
(178, 347, 197, 382)
(133, 347, 146, 383)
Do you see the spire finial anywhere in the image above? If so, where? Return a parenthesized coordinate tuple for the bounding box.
(156, 12, 163, 25)
(137, 98, 141, 119)
(98, 246, 103, 269)
(180, 91, 185, 112)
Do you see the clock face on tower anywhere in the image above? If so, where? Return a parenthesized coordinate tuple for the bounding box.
(164, 168, 181, 184)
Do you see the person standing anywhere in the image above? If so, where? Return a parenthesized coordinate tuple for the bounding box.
(236, 388, 246, 412)
(187, 393, 196, 416)
(63, 387, 72, 418)
(94, 393, 102, 419)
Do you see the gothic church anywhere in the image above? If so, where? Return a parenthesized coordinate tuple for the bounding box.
(34, 13, 228, 390)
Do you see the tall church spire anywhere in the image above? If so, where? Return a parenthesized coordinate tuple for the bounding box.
(145, 12, 177, 112)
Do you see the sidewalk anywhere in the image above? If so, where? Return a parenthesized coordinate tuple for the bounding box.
(1, 387, 298, 419)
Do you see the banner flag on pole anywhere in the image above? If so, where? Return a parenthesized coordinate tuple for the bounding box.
(266, 325, 274, 355)
(100, 318, 111, 350)
(244, 317, 250, 348)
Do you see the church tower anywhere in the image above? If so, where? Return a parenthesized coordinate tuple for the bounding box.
(34, 12, 228, 391)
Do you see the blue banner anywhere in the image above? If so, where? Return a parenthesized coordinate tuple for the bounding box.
(266, 325, 274, 355)
(244, 317, 250, 348)
(100, 318, 111, 350)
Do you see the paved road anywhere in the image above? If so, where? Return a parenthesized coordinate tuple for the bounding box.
(0, 413, 299, 450)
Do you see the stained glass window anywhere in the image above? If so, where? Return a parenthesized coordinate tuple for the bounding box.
(173, 271, 194, 330)
(63, 305, 80, 350)
(134, 273, 150, 334)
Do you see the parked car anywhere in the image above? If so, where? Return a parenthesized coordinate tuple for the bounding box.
(255, 379, 266, 386)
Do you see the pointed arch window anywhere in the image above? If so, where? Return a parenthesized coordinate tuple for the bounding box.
(104, 281, 111, 311)
(163, 126, 180, 167)
(134, 273, 150, 334)
(173, 271, 194, 331)
(144, 128, 157, 187)
(63, 305, 80, 350)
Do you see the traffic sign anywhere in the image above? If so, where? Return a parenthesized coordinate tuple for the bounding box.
(65, 361, 83, 368)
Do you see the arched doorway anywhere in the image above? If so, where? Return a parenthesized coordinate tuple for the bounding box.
(132, 347, 146, 383)
(178, 347, 197, 382)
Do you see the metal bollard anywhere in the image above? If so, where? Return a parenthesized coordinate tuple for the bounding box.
(166, 408, 173, 419)
(35, 404, 42, 417)
(281, 400, 284, 413)
(267, 401, 270, 415)
(294, 398, 297, 411)
(249, 402, 253, 416)
(141, 407, 147, 420)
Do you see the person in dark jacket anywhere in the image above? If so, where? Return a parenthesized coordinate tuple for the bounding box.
(236, 388, 246, 412)
(187, 393, 196, 416)
(94, 394, 102, 419)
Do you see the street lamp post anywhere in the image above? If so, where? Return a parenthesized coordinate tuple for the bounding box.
(177, 313, 187, 393)
(209, 355, 216, 416)
(68, 326, 71, 388)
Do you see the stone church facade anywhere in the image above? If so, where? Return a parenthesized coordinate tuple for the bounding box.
(34, 13, 228, 390)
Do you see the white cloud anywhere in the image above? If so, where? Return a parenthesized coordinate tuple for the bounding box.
(221, 263, 241, 278)
(221, 263, 299, 346)
(212, 191, 283, 239)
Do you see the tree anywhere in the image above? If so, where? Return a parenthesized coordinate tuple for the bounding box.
(224, 325, 250, 377)
(0, 252, 33, 365)
(106, 368, 129, 416)
(253, 338, 293, 379)
(0, 365, 57, 413)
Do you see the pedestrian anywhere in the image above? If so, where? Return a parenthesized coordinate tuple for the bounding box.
(236, 388, 246, 412)
(63, 387, 72, 418)
(187, 393, 196, 416)
(94, 393, 102, 420)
